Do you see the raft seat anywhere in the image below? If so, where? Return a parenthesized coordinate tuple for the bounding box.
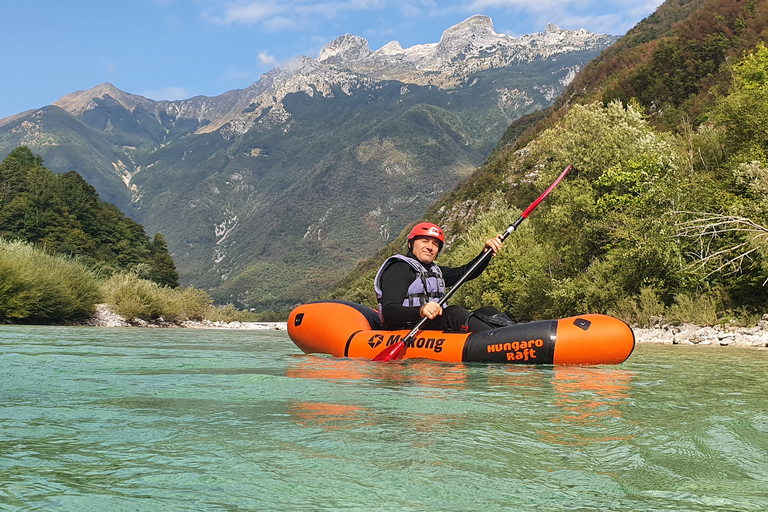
(329, 301, 383, 330)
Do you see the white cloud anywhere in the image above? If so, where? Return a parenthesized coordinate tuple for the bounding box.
(399, 3, 423, 18)
(262, 16, 302, 31)
(467, 0, 564, 13)
(461, 0, 665, 34)
(204, 0, 386, 27)
(549, 12, 624, 34)
(465, 0, 664, 21)
(198, 0, 665, 39)
(258, 51, 280, 67)
(221, 3, 285, 24)
(141, 86, 192, 101)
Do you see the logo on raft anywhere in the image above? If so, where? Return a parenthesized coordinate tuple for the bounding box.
(487, 339, 544, 362)
(368, 334, 445, 353)
(367, 334, 385, 348)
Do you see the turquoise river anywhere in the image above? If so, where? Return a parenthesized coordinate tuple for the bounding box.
(1, 326, 767, 511)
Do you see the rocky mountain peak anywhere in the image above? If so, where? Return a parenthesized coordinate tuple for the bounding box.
(198, 15, 616, 135)
(377, 40, 403, 55)
(52, 82, 153, 116)
(436, 14, 510, 57)
(440, 14, 496, 41)
(318, 34, 372, 64)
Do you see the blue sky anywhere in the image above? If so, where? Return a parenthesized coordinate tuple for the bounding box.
(0, 0, 665, 120)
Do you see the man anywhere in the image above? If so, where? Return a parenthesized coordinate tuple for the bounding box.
(374, 222, 513, 332)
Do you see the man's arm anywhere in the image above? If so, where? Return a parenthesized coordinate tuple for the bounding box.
(441, 234, 503, 287)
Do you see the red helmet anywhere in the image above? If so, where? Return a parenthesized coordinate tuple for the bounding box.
(408, 222, 445, 249)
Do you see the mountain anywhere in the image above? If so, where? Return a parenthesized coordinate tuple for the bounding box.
(0, 16, 616, 310)
(329, 0, 768, 324)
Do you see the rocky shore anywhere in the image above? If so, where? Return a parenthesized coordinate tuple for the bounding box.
(82, 305, 768, 348)
(633, 319, 768, 348)
(83, 304, 287, 330)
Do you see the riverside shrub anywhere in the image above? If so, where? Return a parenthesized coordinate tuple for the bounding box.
(205, 304, 261, 323)
(101, 272, 212, 322)
(0, 239, 100, 322)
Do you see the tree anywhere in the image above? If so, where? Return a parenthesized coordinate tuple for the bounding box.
(146, 233, 180, 288)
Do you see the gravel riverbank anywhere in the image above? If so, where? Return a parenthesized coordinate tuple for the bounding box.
(82, 304, 287, 330)
(633, 320, 768, 348)
(82, 304, 768, 348)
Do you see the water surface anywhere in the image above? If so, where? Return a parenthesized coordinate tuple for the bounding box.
(1, 326, 766, 511)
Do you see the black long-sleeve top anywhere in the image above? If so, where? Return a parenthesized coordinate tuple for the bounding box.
(378, 250, 491, 328)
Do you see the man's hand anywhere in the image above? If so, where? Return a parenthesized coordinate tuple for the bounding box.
(420, 301, 443, 319)
(485, 234, 504, 255)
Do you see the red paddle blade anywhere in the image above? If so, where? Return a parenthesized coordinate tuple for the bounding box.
(521, 164, 571, 218)
(371, 341, 406, 362)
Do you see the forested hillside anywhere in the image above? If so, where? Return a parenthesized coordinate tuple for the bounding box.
(329, 0, 768, 326)
(0, 146, 179, 286)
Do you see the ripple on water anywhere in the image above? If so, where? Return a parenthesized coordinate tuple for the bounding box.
(0, 328, 767, 511)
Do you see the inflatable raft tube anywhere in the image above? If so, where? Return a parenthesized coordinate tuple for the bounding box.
(288, 301, 635, 365)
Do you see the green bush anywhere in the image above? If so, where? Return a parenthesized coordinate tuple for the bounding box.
(604, 286, 666, 327)
(101, 272, 211, 322)
(439, 203, 557, 321)
(0, 239, 100, 322)
(203, 304, 289, 322)
(667, 291, 722, 327)
(205, 304, 257, 323)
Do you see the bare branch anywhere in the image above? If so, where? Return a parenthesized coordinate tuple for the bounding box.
(673, 211, 768, 281)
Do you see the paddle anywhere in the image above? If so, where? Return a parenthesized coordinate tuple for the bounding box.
(372, 164, 572, 362)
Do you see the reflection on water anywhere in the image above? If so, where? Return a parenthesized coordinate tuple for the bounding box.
(542, 366, 635, 445)
(286, 355, 471, 388)
(1, 327, 767, 511)
(286, 357, 636, 445)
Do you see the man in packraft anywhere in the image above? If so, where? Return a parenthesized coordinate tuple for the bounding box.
(374, 222, 514, 332)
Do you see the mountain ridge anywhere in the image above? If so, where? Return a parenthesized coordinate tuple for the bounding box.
(4, 15, 616, 137)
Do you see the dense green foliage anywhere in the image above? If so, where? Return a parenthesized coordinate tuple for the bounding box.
(101, 272, 211, 322)
(0, 239, 101, 322)
(439, 101, 726, 324)
(329, 2, 768, 327)
(0, 146, 179, 286)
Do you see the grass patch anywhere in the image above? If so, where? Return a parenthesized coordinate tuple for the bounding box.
(206, 304, 288, 322)
(0, 239, 101, 322)
(101, 272, 211, 322)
